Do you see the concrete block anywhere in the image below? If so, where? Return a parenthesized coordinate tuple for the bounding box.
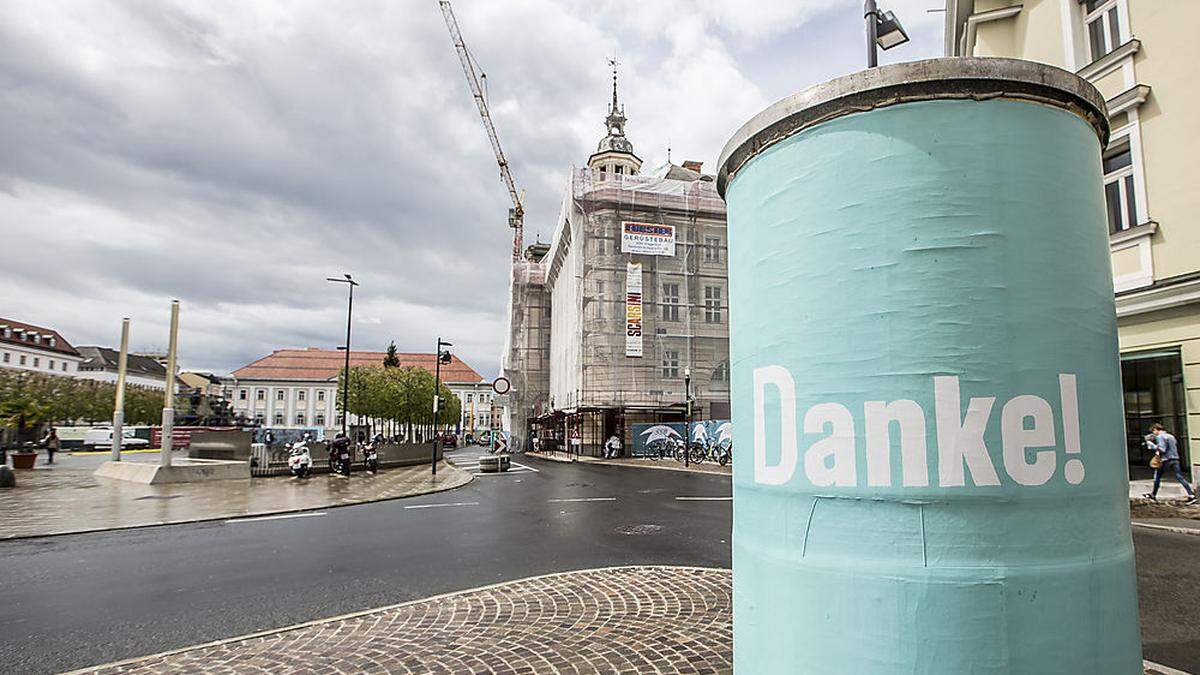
(0, 465, 14, 488)
(94, 458, 249, 484)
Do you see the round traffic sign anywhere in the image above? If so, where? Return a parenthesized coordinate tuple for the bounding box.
(492, 377, 511, 395)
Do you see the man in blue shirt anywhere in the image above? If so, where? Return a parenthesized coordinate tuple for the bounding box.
(1145, 423, 1197, 504)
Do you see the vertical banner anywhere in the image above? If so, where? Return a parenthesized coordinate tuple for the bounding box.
(625, 262, 643, 358)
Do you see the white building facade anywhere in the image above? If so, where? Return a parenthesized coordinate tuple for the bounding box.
(0, 318, 83, 377)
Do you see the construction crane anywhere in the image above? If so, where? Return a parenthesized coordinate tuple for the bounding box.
(438, 0, 525, 262)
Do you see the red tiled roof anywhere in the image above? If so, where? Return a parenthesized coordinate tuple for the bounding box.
(232, 348, 484, 383)
(0, 317, 81, 357)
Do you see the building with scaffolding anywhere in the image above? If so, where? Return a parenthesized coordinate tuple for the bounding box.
(504, 71, 730, 457)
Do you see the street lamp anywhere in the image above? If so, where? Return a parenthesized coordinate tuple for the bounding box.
(684, 367, 692, 468)
(865, 0, 909, 68)
(327, 274, 358, 437)
(431, 338, 453, 475)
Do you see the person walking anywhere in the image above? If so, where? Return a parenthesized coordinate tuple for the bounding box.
(1144, 423, 1197, 505)
(604, 434, 621, 459)
(41, 428, 60, 464)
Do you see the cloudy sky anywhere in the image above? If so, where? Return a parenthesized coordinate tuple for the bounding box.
(1, 0, 943, 378)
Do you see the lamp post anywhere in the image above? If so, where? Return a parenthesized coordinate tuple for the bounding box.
(684, 367, 691, 468)
(864, 0, 909, 68)
(327, 274, 358, 437)
(431, 338, 453, 475)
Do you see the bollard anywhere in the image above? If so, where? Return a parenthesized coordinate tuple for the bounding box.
(717, 58, 1140, 674)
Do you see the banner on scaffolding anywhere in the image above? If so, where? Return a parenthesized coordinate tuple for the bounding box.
(621, 221, 675, 256)
(625, 262, 643, 358)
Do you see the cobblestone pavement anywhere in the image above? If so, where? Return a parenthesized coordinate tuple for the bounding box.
(0, 459, 471, 539)
(80, 566, 732, 675)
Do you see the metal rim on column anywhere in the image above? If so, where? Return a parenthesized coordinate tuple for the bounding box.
(716, 57, 1109, 198)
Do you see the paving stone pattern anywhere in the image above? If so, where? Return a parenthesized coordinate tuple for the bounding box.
(85, 567, 733, 674)
(0, 460, 471, 539)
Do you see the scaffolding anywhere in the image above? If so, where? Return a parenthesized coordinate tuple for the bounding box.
(508, 165, 730, 456)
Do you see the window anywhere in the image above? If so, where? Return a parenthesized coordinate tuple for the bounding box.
(295, 413, 306, 426)
(62, 362, 68, 371)
(704, 236, 721, 263)
(662, 283, 680, 321)
(596, 281, 606, 320)
(239, 389, 248, 400)
(599, 166, 607, 180)
(615, 165, 624, 176)
(596, 237, 607, 255)
(274, 413, 284, 425)
(315, 413, 326, 426)
(1084, 0, 1122, 61)
(257, 389, 265, 401)
(467, 393, 473, 403)
(19, 355, 27, 365)
(297, 390, 306, 402)
(48, 360, 54, 370)
(33, 357, 39, 367)
(1103, 143, 1138, 233)
(254, 412, 265, 422)
(276, 389, 285, 401)
(2, 352, 8, 363)
(713, 360, 730, 383)
(704, 286, 723, 324)
(662, 349, 680, 378)
(317, 390, 326, 402)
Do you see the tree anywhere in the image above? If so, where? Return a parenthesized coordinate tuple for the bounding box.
(383, 341, 401, 368)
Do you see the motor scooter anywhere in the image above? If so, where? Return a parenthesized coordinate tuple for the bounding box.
(363, 434, 381, 474)
(287, 440, 312, 478)
(328, 434, 352, 476)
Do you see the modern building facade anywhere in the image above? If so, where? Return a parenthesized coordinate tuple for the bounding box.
(0, 318, 83, 376)
(528, 75, 731, 456)
(228, 347, 484, 433)
(946, 0, 1198, 471)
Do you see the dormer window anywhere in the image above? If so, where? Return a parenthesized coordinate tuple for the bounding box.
(48, 337, 56, 347)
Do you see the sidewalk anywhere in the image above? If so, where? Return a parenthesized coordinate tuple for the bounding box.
(75, 566, 732, 674)
(0, 456, 471, 539)
(527, 451, 732, 476)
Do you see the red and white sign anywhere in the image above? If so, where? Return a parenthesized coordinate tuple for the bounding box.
(621, 221, 676, 256)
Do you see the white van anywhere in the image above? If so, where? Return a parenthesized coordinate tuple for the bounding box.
(82, 427, 150, 449)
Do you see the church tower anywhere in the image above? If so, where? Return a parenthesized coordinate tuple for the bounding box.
(587, 59, 642, 180)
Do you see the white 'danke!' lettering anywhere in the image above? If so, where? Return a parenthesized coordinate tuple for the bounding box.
(752, 368, 1086, 488)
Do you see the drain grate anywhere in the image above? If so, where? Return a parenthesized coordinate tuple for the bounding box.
(133, 495, 182, 501)
(616, 524, 663, 536)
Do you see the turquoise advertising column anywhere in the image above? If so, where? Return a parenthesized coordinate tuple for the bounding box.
(717, 59, 1141, 673)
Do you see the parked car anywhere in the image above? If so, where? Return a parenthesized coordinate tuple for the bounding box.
(439, 432, 458, 448)
(82, 427, 150, 449)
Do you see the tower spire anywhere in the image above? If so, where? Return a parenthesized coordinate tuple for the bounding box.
(608, 57, 619, 114)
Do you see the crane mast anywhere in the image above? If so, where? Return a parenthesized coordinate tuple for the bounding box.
(439, 0, 525, 261)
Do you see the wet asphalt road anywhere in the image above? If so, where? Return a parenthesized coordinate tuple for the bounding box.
(0, 449, 732, 673)
(0, 449, 1196, 673)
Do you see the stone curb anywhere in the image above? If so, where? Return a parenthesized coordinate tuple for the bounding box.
(526, 451, 732, 476)
(1132, 521, 1200, 537)
(1, 461, 473, 542)
(66, 564, 730, 674)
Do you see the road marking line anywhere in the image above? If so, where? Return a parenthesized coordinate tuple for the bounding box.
(404, 501, 480, 510)
(226, 512, 326, 524)
(511, 461, 540, 472)
(547, 497, 616, 503)
(675, 496, 732, 501)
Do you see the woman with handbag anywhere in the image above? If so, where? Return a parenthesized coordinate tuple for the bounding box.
(1144, 423, 1197, 505)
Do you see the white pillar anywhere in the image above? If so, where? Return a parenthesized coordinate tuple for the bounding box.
(160, 300, 180, 467)
(111, 318, 130, 462)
